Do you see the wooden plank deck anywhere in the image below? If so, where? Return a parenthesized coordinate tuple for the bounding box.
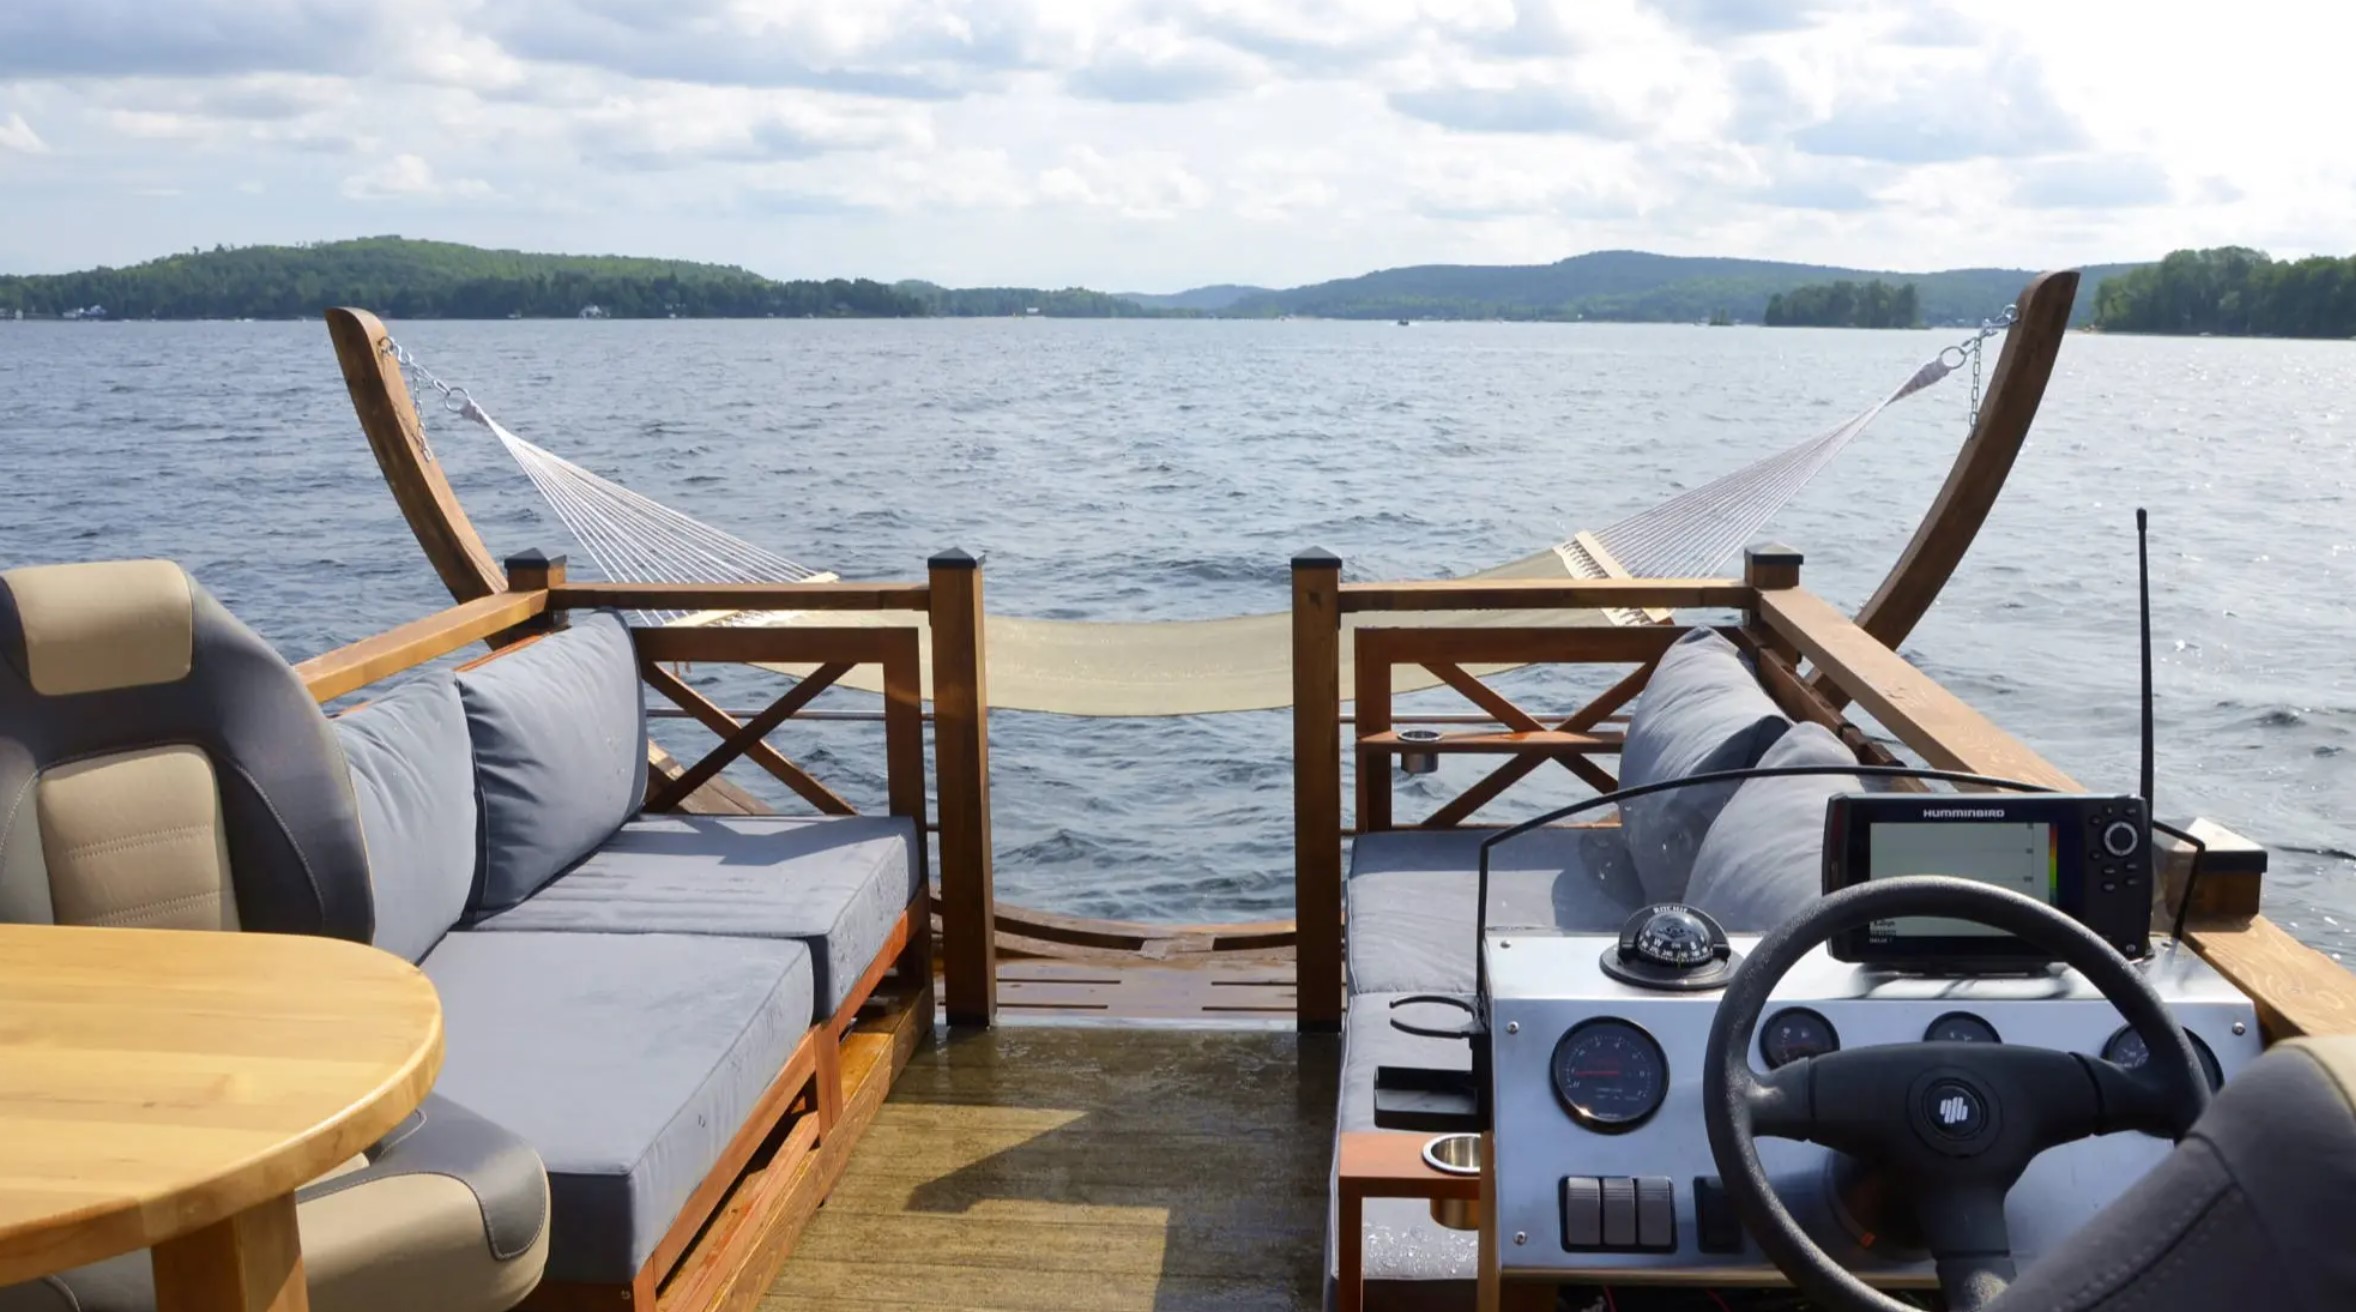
(762, 1024, 1340, 1311)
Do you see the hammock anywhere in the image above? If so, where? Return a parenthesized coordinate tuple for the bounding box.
(405, 348, 1966, 716)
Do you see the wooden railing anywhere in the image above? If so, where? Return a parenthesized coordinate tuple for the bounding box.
(1292, 545, 2356, 1039)
(292, 549, 1002, 1027)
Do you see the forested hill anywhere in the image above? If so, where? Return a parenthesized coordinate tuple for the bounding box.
(1222, 251, 2144, 326)
(0, 238, 927, 320)
(2091, 248, 2356, 338)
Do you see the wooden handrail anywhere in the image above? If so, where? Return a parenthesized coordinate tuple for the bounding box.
(296, 590, 548, 703)
(1340, 578, 1749, 612)
(550, 582, 929, 612)
(1754, 588, 2078, 789)
(631, 626, 914, 665)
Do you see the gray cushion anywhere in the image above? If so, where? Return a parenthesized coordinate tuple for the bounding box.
(456, 613, 647, 911)
(1345, 827, 1643, 996)
(421, 930, 813, 1284)
(1684, 721, 1859, 932)
(1329, 994, 1481, 1288)
(337, 674, 477, 962)
(468, 814, 920, 1022)
(1617, 627, 1791, 905)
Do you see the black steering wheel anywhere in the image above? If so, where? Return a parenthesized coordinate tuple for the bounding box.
(1702, 876, 2211, 1312)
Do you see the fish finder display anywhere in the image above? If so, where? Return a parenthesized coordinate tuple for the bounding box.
(1867, 821, 2057, 940)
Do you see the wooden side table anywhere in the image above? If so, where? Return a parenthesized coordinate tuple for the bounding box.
(0, 925, 443, 1312)
(1335, 1130, 1482, 1312)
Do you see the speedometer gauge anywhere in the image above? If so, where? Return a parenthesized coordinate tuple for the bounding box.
(2102, 1025, 2224, 1091)
(1760, 1008, 1840, 1069)
(1551, 1019, 1669, 1132)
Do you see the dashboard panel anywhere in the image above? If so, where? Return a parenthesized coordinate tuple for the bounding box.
(1484, 932, 2259, 1282)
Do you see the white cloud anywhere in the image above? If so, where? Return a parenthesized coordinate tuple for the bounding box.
(341, 152, 491, 200)
(0, 0, 2350, 284)
(0, 112, 49, 154)
(1039, 146, 1209, 219)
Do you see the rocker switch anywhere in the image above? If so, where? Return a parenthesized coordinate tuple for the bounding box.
(1562, 1177, 1602, 1249)
(1635, 1176, 1675, 1251)
(1600, 1177, 1638, 1248)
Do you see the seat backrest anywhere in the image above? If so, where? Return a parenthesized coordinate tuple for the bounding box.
(1993, 1033, 2356, 1310)
(0, 560, 372, 938)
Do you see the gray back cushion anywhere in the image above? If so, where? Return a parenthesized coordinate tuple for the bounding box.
(456, 613, 647, 911)
(1618, 627, 1791, 904)
(0, 561, 372, 938)
(1683, 721, 1860, 931)
(337, 674, 477, 962)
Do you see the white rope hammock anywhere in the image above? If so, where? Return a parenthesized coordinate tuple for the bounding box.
(388, 325, 1998, 716)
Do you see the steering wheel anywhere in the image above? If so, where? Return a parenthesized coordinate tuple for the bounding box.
(1702, 876, 2211, 1312)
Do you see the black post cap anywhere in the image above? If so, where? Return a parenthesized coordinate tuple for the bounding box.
(505, 548, 565, 571)
(1292, 547, 1342, 570)
(929, 548, 979, 570)
(1745, 544, 1803, 568)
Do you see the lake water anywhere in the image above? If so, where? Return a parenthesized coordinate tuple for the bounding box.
(2, 317, 2351, 961)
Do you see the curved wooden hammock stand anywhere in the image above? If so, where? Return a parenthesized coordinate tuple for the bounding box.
(317, 272, 2356, 1038)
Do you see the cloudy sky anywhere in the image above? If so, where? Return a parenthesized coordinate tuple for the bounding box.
(0, 1, 2346, 290)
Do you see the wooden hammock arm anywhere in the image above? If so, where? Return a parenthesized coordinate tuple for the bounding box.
(1821, 269, 2080, 707)
(325, 308, 508, 604)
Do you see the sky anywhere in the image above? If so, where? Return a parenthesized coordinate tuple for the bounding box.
(1, 0, 2350, 291)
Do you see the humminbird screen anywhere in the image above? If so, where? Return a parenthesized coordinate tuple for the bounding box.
(1824, 793, 2151, 966)
(1868, 820, 2057, 938)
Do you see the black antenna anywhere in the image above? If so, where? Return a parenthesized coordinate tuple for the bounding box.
(2137, 508, 2155, 811)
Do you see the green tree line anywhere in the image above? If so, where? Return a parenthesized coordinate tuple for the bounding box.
(0, 237, 1181, 321)
(1763, 279, 1920, 328)
(2091, 248, 2356, 337)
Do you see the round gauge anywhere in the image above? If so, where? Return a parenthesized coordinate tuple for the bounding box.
(1760, 1008, 1841, 1070)
(1633, 906, 1719, 968)
(1924, 1012, 2001, 1045)
(1551, 1018, 1670, 1132)
(2102, 1025, 2224, 1091)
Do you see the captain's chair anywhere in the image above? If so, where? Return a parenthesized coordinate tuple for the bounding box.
(1993, 1034, 2356, 1309)
(0, 561, 549, 1312)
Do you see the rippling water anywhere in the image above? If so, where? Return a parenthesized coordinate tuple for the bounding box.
(2, 318, 2350, 961)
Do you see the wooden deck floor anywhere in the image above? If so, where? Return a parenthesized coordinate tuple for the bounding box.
(762, 1023, 1341, 1311)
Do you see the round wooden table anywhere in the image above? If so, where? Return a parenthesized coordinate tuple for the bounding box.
(0, 924, 443, 1311)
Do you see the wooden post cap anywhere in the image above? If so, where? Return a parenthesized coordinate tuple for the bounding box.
(1745, 545, 1803, 590)
(929, 548, 979, 570)
(1293, 548, 1342, 570)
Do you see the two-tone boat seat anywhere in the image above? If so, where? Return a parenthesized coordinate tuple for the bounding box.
(0, 560, 552, 1312)
(0, 1097, 548, 1312)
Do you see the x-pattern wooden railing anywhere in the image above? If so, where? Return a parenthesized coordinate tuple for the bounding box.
(1350, 623, 1692, 833)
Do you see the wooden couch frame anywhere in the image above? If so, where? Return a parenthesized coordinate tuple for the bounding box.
(291, 558, 985, 1312)
(1290, 547, 2356, 1042)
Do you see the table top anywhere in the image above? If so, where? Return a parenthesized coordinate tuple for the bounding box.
(0, 925, 443, 1284)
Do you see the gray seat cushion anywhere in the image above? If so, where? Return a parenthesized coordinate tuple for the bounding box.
(1618, 627, 1791, 905)
(456, 612, 647, 912)
(421, 930, 813, 1285)
(8, 1095, 551, 1312)
(1328, 994, 1482, 1290)
(468, 815, 919, 1022)
(1684, 721, 1861, 932)
(337, 673, 477, 962)
(1345, 827, 1643, 996)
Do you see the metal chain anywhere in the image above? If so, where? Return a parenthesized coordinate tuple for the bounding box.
(1934, 304, 2017, 430)
(379, 337, 476, 418)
